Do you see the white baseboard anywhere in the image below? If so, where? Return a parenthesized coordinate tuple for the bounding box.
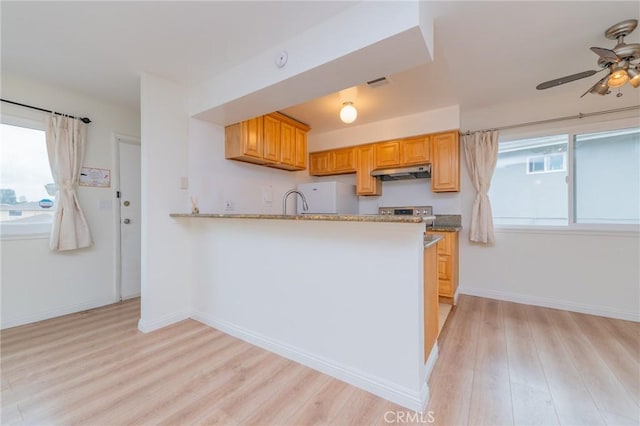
(121, 292, 141, 301)
(138, 311, 189, 333)
(459, 286, 640, 322)
(1, 296, 118, 330)
(190, 310, 427, 412)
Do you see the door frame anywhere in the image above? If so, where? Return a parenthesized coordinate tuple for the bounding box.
(112, 133, 141, 302)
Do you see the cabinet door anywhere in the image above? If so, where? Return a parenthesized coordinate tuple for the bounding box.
(431, 131, 460, 192)
(279, 121, 296, 166)
(356, 145, 381, 196)
(423, 244, 439, 362)
(403, 136, 430, 165)
(263, 114, 281, 162)
(309, 152, 332, 175)
(243, 117, 264, 159)
(294, 128, 307, 169)
(374, 140, 402, 169)
(225, 117, 265, 164)
(332, 148, 356, 173)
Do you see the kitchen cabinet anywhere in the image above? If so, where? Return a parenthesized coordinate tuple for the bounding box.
(294, 128, 307, 169)
(403, 136, 430, 165)
(431, 131, 460, 192)
(263, 114, 281, 163)
(309, 148, 356, 176)
(423, 242, 439, 362)
(308, 129, 459, 194)
(332, 147, 356, 173)
(427, 230, 459, 304)
(224, 117, 265, 164)
(225, 112, 309, 171)
(356, 145, 381, 196)
(374, 140, 402, 168)
(374, 137, 430, 169)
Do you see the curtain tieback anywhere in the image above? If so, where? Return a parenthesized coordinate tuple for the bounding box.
(61, 182, 75, 192)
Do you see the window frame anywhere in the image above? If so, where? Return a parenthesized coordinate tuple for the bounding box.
(493, 115, 640, 234)
(525, 151, 567, 174)
(0, 114, 53, 240)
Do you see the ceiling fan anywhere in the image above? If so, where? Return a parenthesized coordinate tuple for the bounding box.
(536, 19, 640, 97)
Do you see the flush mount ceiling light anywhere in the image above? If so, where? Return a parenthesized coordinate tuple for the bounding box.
(340, 102, 357, 124)
(536, 19, 640, 97)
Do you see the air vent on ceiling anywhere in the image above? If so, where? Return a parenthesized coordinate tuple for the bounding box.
(367, 77, 389, 88)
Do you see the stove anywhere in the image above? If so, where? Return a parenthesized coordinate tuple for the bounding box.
(378, 205, 435, 226)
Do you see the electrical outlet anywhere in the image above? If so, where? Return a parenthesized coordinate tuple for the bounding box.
(224, 200, 233, 211)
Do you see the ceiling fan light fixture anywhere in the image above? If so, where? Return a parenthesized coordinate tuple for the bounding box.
(628, 67, 640, 88)
(607, 62, 629, 87)
(591, 78, 610, 96)
(340, 102, 357, 124)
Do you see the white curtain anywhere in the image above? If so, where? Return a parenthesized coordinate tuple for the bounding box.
(463, 130, 499, 244)
(46, 115, 92, 251)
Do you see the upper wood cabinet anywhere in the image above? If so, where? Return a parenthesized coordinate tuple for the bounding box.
(431, 131, 460, 192)
(225, 117, 266, 164)
(294, 128, 307, 169)
(374, 140, 402, 169)
(225, 112, 309, 171)
(356, 145, 381, 196)
(307, 129, 459, 195)
(374, 137, 431, 170)
(263, 114, 281, 163)
(309, 147, 356, 176)
(403, 136, 430, 165)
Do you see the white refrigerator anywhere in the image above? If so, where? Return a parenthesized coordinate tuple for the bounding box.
(296, 181, 358, 214)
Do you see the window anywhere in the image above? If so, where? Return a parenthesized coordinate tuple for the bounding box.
(490, 125, 640, 228)
(526, 152, 566, 174)
(0, 121, 55, 237)
(490, 135, 569, 226)
(574, 128, 639, 225)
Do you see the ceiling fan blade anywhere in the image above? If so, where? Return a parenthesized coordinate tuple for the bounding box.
(536, 70, 598, 90)
(590, 46, 620, 63)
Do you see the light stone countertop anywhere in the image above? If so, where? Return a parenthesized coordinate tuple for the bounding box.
(169, 213, 425, 224)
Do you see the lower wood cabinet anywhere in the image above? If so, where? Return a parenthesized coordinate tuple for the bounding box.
(423, 242, 439, 362)
(427, 230, 459, 304)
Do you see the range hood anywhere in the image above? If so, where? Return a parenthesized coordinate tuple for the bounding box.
(371, 164, 431, 181)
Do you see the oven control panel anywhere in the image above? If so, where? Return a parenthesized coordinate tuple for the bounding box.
(378, 206, 433, 217)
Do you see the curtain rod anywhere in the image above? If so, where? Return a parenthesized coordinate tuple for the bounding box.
(1, 98, 92, 124)
(463, 105, 639, 135)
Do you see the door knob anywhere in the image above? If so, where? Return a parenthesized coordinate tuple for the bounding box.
(123, 218, 131, 224)
(123, 200, 130, 206)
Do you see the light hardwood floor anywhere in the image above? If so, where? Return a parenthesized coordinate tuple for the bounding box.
(1, 296, 638, 425)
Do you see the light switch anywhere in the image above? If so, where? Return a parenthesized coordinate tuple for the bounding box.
(263, 188, 273, 205)
(180, 176, 189, 190)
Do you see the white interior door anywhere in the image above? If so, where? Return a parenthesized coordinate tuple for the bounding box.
(118, 141, 141, 300)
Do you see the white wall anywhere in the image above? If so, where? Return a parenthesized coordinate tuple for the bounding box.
(1, 74, 140, 328)
(188, 218, 428, 411)
(137, 74, 192, 331)
(308, 105, 461, 215)
(459, 97, 640, 321)
(188, 118, 309, 215)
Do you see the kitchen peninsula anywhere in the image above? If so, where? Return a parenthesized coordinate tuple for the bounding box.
(170, 213, 439, 411)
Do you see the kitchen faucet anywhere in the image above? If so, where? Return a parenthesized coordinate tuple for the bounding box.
(282, 189, 308, 215)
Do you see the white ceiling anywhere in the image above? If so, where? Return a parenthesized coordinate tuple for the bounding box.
(2, 1, 639, 133)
